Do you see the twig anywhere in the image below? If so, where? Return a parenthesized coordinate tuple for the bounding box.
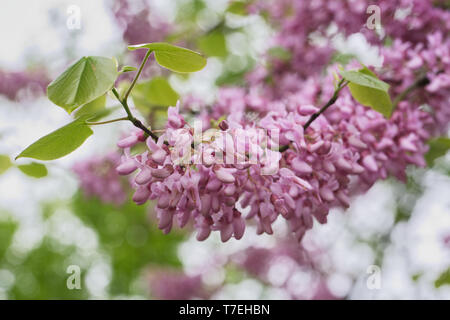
(303, 79, 348, 130)
(123, 49, 152, 102)
(279, 79, 348, 152)
(392, 73, 430, 110)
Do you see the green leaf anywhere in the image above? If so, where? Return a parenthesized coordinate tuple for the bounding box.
(435, 267, 450, 288)
(16, 116, 93, 161)
(18, 162, 48, 178)
(128, 43, 206, 73)
(227, 1, 247, 15)
(85, 106, 120, 123)
(0, 155, 12, 175)
(425, 137, 450, 166)
(411, 272, 423, 282)
(331, 52, 357, 65)
(347, 84, 392, 117)
(47, 56, 118, 113)
(340, 67, 393, 117)
(197, 31, 228, 58)
(73, 94, 106, 120)
(340, 68, 390, 92)
(119, 65, 137, 73)
(267, 46, 291, 61)
(132, 77, 179, 113)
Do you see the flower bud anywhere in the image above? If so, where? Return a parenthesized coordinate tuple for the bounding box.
(117, 159, 138, 175)
(218, 120, 229, 131)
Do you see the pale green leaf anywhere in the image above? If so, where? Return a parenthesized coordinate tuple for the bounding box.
(267, 46, 291, 61)
(197, 31, 228, 58)
(425, 137, 450, 166)
(16, 116, 93, 160)
(128, 43, 206, 73)
(47, 56, 118, 113)
(0, 155, 12, 175)
(119, 65, 137, 73)
(347, 83, 393, 117)
(340, 68, 390, 92)
(132, 77, 179, 114)
(331, 52, 357, 65)
(227, 1, 247, 15)
(73, 94, 106, 119)
(435, 267, 450, 288)
(341, 67, 393, 117)
(18, 162, 48, 178)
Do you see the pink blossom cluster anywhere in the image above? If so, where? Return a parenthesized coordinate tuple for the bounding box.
(147, 238, 335, 299)
(232, 240, 336, 299)
(0, 69, 49, 101)
(112, 0, 172, 79)
(115, 0, 450, 242)
(116, 104, 285, 242)
(247, 0, 450, 95)
(328, 85, 431, 186)
(148, 269, 206, 300)
(117, 97, 383, 242)
(73, 152, 128, 205)
(381, 32, 450, 134)
(112, 0, 170, 47)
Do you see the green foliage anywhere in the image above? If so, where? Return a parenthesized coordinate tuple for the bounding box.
(176, 0, 206, 22)
(16, 116, 93, 161)
(17, 162, 48, 178)
(47, 56, 118, 114)
(340, 67, 390, 92)
(435, 267, 450, 288)
(425, 137, 450, 166)
(224, 265, 246, 284)
(73, 94, 107, 120)
(0, 155, 12, 175)
(119, 65, 137, 73)
(394, 207, 412, 224)
(197, 31, 228, 58)
(0, 219, 17, 261)
(267, 46, 291, 62)
(227, 1, 248, 15)
(132, 77, 179, 113)
(216, 68, 249, 86)
(128, 43, 207, 73)
(71, 193, 184, 295)
(340, 67, 393, 118)
(331, 52, 357, 65)
(6, 237, 89, 299)
(412, 272, 423, 282)
(0, 217, 88, 299)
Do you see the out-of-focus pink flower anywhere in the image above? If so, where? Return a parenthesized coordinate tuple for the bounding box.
(0, 69, 49, 100)
(73, 152, 128, 205)
(148, 269, 207, 300)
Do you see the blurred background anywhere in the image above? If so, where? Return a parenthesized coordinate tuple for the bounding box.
(0, 0, 449, 299)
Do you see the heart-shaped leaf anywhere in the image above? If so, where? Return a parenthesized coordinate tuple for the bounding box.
(73, 94, 107, 120)
(47, 56, 118, 114)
